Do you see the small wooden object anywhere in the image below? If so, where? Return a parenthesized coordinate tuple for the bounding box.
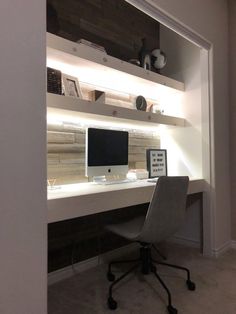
(89, 90, 106, 103)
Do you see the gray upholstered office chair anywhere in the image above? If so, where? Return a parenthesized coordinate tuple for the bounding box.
(106, 176, 195, 314)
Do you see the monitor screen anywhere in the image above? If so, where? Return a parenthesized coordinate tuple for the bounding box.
(86, 128, 129, 177)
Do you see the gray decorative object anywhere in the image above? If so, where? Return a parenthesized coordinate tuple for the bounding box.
(139, 38, 151, 70)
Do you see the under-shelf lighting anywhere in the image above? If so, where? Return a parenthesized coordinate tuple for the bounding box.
(47, 58, 184, 106)
(47, 111, 160, 135)
(47, 116, 63, 127)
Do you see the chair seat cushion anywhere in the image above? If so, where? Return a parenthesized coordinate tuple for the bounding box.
(106, 215, 145, 241)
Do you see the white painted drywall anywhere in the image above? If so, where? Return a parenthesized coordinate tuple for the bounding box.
(145, 0, 230, 253)
(160, 25, 202, 179)
(0, 1, 47, 314)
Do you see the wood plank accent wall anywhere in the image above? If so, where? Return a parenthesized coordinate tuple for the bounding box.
(47, 0, 160, 62)
(48, 203, 148, 272)
(47, 123, 160, 185)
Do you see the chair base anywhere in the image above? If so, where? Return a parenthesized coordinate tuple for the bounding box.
(107, 245, 195, 313)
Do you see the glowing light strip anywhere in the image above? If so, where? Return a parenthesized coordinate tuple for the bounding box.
(47, 58, 183, 104)
(47, 112, 160, 135)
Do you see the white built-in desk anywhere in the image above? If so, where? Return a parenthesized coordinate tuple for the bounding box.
(47, 179, 205, 223)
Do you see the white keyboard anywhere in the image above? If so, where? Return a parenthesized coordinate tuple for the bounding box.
(95, 179, 136, 185)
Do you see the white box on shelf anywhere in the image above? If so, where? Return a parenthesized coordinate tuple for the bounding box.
(127, 169, 149, 180)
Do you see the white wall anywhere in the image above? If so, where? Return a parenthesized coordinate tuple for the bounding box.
(143, 0, 230, 253)
(174, 199, 202, 247)
(0, 1, 47, 314)
(160, 25, 202, 179)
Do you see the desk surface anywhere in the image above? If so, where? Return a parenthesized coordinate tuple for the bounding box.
(47, 178, 205, 223)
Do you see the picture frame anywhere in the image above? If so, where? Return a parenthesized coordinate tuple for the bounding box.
(146, 149, 167, 178)
(62, 74, 83, 98)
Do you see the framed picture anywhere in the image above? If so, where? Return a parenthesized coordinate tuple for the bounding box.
(62, 74, 83, 98)
(146, 149, 167, 178)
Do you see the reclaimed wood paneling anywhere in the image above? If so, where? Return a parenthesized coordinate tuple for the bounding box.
(47, 143, 85, 153)
(47, 0, 160, 62)
(48, 164, 85, 176)
(47, 131, 75, 143)
(48, 153, 60, 164)
(48, 203, 149, 272)
(47, 123, 160, 185)
(59, 153, 85, 164)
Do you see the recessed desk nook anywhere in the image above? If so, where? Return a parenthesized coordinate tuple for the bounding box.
(46, 32, 205, 273)
(47, 179, 205, 274)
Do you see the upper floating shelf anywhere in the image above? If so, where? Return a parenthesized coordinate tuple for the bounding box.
(47, 93, 185, 129)
(47, 33, 185, 101)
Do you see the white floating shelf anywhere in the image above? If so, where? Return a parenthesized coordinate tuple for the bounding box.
(47, 33, 184, 101)
(47, 93, 185, 128)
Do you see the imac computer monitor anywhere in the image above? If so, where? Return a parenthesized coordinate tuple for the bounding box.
(86, 128, 129, 177)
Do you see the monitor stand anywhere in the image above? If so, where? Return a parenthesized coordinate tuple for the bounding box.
(92, 175, 133, 185)
(92, 176, 107, 184)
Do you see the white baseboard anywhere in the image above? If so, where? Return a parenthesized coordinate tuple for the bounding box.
(212, 240, 232, 257)
(48, 243, 138, 286)
(231, 240, 236, 249)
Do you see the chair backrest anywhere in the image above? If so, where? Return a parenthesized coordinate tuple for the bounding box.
(138, 176, 189, 244)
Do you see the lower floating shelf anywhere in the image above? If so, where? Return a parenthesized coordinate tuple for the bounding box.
(47, 93, 185, 129)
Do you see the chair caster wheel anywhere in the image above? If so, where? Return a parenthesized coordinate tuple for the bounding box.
(186, 280, 196, 291)
(107, 271, 115, 282)
(167, 305, 178, 314)
(107, 296, 117, 310)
